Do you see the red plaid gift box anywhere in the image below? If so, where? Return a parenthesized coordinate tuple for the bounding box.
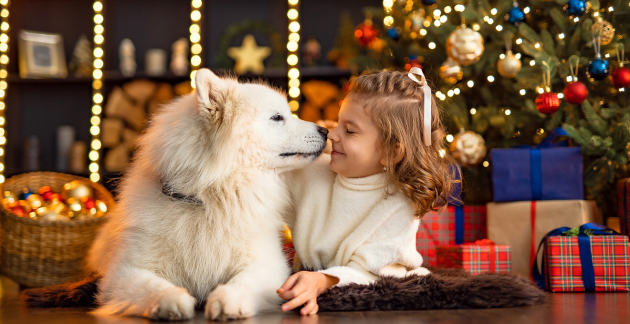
(544, 235, 630, 292)
(417, 205, 486, 266)
(435, 240, 511, 275)
(617, 179, 630, 237)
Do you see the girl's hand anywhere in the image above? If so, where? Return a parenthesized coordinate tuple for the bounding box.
(276, 271, 339, 315)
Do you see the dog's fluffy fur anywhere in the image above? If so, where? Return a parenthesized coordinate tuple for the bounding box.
(82, 69, 327, 320)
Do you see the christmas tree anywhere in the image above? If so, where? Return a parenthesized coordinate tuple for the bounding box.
(341, 0, 630, 217)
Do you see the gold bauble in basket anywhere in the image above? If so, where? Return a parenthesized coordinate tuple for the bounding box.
(61, 180, 94, 202)
(0, 172, 115, 288)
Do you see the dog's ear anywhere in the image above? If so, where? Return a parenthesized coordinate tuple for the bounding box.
(195, 68, 224, 120)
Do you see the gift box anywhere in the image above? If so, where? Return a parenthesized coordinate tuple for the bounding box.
(533, 223, 630, 292)
(436, 240, 511, 275)
(617, 179, 630, 237)
(487, 200, 598, 277)
(417, 205, 486, 266)
(490, 147, 583, 202)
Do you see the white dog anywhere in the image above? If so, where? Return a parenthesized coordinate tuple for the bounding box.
(86, 69, 328, 320)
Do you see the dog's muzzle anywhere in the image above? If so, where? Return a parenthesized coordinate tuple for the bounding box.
(317, 126, 328, 140)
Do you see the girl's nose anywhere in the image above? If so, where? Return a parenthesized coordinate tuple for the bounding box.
(328, 126, 340, 142)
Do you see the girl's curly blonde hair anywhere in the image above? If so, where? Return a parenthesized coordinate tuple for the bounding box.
(347, 69, 459, 217)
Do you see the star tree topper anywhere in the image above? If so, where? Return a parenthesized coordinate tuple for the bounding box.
(227, 34, 271, 74)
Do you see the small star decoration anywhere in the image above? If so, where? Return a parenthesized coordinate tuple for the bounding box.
(227, 34, 271, 75)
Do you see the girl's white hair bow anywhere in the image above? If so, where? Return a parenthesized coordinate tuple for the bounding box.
(408, 67, 432, 146)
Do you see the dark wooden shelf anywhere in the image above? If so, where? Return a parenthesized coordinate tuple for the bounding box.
(7, 67, 352, 85)
(8, 74, 92, 84)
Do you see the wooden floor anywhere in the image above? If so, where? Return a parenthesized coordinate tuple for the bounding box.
(1, 276, 629, 324)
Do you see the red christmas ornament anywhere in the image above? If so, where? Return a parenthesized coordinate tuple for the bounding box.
(354, 21, 379, 47)
(535, 92, 561, 114)
(610, 66, 630, 88)
(405, 59, 422, 71)
(9, 205, 26, 217)
(84, 198, 96, 209)
(563, 81, 588, 105)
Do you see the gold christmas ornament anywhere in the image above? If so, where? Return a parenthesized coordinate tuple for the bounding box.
(38, 207, 66, 222)
(95, 200, 108, 217)
(497, 50, 522, 78)
(3, 191, 18, 207)
(227, 34, 272, 75)
(446, 26, 485, 66)
(26, 194, 45, 210)
(591, 18, 614, 46)
(439, 57, 464, 84)
(61, 180, 94, 202)
(449, 129, 487, 167)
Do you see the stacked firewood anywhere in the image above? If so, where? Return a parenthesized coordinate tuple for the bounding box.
(102, 80, 191, 172)
(298, 80, 342, 123)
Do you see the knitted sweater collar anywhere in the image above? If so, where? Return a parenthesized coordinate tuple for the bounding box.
(337, 172, 388, 191)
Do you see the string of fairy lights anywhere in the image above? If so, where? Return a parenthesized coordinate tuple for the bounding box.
(89, 1, 104, 183)
(287, 0, 300, 114)
(190, 0, 202, 89)
(0, 0, 8, 184)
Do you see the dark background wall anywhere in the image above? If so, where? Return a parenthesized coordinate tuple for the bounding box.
(5, 0, 381, 177)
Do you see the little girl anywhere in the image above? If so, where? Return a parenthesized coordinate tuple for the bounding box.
(277, 68, 457, 315)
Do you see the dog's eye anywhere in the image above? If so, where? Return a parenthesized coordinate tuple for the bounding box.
(271, 115, 284, 122)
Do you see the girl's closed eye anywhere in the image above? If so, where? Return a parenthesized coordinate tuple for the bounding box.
(346, 128, 355, 134)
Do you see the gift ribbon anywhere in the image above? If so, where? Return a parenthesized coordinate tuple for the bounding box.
(531, 222, 620, 291)
(530, 201, 537, 280)
(623, 179, 630, 235)
(530, 149, 543, 201)
(474, 239, 496, 273)
(455, 206, 464, 244)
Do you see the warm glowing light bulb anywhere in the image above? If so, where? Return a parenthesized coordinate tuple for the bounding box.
(288, 87, 300, 98)
(288, 68, 300, 79)
(287, 41, 298, 52)
(289, 22, 300, 32)
(191, 10, 201, 21)
(287, 9, 298, 20)
(287, 54, 298, 65)
(191, 55, 201, 66)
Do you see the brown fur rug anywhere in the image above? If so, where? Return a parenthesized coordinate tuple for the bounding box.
(317, 269, 546, 311)
(22, 270, 546, 311)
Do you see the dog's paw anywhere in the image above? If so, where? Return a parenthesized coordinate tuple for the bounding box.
(146, 287, 196, 321)
(205, 284, 255, 321)
(408, 267, 431, 276)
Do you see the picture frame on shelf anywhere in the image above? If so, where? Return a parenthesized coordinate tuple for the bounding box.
(18, 30, 68, 79)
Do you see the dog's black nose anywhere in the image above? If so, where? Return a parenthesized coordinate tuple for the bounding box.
(317, 126, 328, 139)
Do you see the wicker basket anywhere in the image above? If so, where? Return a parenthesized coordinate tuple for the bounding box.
(0, 172, 114, 287)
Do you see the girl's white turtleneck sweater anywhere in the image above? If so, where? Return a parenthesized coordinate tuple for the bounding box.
(285, 154, 429, 287)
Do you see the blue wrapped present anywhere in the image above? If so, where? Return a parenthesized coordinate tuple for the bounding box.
(490, 146, 583, 202)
